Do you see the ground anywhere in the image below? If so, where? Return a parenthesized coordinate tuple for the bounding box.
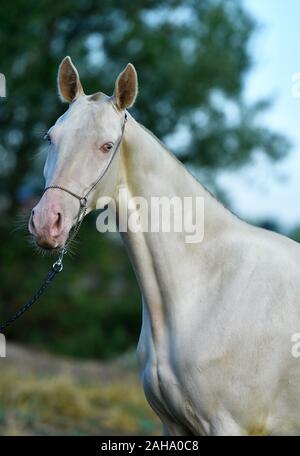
(0, 343, 161, 436)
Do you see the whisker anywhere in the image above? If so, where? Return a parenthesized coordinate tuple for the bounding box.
(64, 237, 80, 259)
(26, 235, 58, 258)
(12, 210, 31, 233)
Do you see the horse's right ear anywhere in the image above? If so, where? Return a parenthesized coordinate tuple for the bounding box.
(57, 56, 84, 103)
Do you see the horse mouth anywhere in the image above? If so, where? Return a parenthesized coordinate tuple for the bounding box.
(29, 230, 69, 253)
(31, 236, 61, 252)
(38, 242, 59, 251)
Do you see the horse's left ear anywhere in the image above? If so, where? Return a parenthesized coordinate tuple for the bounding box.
(113, 63, 138, 110)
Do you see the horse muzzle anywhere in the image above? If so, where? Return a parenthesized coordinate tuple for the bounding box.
(28, 199, 71, 250)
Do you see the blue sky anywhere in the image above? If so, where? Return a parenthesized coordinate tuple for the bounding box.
(217, 0, 300, 230)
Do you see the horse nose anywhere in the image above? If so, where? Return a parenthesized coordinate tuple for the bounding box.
(49, 211, 63, 238)
(29, 206, 65, 249)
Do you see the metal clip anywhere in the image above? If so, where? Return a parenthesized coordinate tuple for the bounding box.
(52, 258, 63, 273)
(52, 247, 67, 273)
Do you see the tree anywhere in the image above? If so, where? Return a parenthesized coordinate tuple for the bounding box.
(0, 0, 289, 213)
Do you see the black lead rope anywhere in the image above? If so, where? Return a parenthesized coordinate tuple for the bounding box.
(0, 112, 127, 334)
(0, 268, 58, 333)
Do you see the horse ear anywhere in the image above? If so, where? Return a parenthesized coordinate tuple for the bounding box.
(113, 63, 138, 110)
(57, 56, 84, 103)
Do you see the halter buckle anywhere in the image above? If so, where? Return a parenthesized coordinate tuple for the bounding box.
(80, 196, 88, 207)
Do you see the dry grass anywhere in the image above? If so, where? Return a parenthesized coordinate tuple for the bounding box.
(0, 347, 161, 436)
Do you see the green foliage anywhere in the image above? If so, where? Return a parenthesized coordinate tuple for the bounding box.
(289, 226, 300, 243)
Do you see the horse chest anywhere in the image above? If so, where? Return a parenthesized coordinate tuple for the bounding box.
(140, 353, 188, 424)
(137, 331, 211, 434)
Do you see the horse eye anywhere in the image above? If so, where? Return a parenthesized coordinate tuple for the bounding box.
(101, 142, 114, 153)
(43, 133, 52, 145)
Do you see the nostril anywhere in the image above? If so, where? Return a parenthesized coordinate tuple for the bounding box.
(51, 212, 63, 236)
(56, 212, 62, 229)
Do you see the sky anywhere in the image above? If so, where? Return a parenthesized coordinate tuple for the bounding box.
(217, 0, 300, 231)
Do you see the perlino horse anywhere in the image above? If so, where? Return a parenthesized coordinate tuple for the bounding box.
(29, 56, 300, 435)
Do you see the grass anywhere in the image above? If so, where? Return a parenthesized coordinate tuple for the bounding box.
(0, 368, 161, 436)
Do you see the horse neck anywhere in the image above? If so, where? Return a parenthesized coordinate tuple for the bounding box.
(118, 114, 235, 236)
(117, 115, 237, 326)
